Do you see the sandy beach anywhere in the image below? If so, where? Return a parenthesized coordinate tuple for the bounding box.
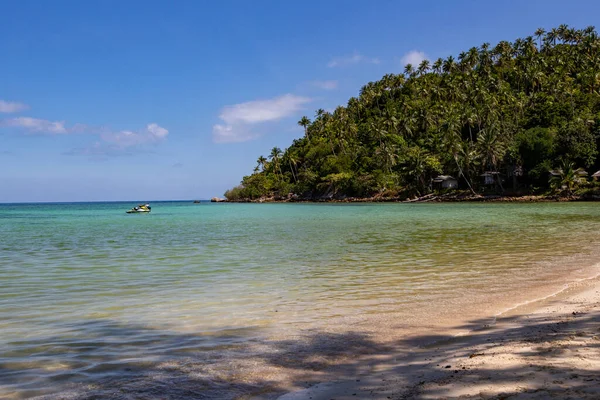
(277, 275, 600, 400)
(5, 203, 600, 400)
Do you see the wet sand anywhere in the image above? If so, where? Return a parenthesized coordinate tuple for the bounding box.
(277, 276, 600, 400)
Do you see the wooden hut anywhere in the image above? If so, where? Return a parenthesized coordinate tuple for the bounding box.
(432, 175, 458, 189)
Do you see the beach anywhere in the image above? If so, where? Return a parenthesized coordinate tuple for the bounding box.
(2, 202, 600, 399)
(278, 275, 600, 400)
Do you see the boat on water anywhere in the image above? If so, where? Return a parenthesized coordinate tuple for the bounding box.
(126, 204, 151, 213)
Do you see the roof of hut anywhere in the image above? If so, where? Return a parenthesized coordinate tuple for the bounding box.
(549, 169, 588, 176)
(481, 171, 502, 176)
(432, 175, 457, 182)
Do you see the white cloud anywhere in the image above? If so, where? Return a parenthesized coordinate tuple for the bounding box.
(2, 117, 92, 135)
(400, 50, 427, 67)
(147, 122, 168, 139)
(3, 115, 167, 148)
(213, 124, 261, 144)
(327, 52, 380, 68)
(219, 94, 311, 125)
(213, 94, 312, 143)
(67, 124, 168, 158)
(0, 100, 29, 113)
(100, 123, 169, 148)
(2, 117, 69, 134)
(309, 80, 339, 90)
(0, 96, 169, 157)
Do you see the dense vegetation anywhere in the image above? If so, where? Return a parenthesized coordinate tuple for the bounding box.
(225, 25, 600, 201)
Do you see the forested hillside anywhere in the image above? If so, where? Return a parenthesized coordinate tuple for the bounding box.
(225, 25, 600, 201)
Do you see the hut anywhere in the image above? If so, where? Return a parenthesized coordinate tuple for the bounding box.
(432, 175, 458, 189)
(481, 171, 503, 185)
(480, 171, 506, 192)
(592, 170, 600, 180)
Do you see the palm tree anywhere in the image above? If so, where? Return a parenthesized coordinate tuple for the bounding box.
(417, 59, 430, 76)
(223, 25, 600, 201)
(432, 58, 443, 74)
(297, 116, 311, 138)
(269, 147, 283, 181)
(401, 147, 440, 196)
(442, 56, 456, 74)
(283, 151, 299, 183)
(546, 28, 559, 46)
(534, 28, 546, 51)
(256, 155, 267, 172)
(549, 161, 586, 195)
(442, 113, 476, 194)
(477, 125, 508, 192)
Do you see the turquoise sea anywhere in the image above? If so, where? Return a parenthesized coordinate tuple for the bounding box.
(2, 201, 600, 399)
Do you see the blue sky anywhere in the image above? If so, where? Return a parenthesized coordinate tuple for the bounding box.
(1, 0, 599, 202)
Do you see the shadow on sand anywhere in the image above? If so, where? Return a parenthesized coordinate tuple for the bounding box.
(0, 319, 392, 399)
(393, 303, 600, 399)
(1, 298, 599, 399)
(273, 297, 600, 400)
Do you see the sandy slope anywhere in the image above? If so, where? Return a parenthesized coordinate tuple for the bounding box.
(277, 277, 600, 400)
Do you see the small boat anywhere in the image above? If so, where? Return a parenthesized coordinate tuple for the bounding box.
(126, 203, 151, 213)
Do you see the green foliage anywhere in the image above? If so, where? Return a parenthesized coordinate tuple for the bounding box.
(515, 127, 556, 183)
(556, 120, 597, 167)
(225, 25, 600, 200)
(549, 160, 588, 194)
(400, 147, 442, 195)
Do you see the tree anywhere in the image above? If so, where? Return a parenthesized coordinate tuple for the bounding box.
(226, 25, 600, 201)
(256, 155, 267, 172)
(269, 147, 283, 182)
(297, 116, 311, 138)
(534, 27, 546, 49)
(401, 147, 442, 196)
(477, 124, 508, 172)
(549, 160, 586, 194)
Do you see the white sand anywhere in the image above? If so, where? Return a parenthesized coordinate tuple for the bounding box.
(277, 277, 600, 400)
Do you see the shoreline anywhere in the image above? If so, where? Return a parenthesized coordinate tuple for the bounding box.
(276, 274, 600, 400)
(224, 192, 600, 204)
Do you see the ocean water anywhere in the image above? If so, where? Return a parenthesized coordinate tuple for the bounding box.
(2, 201, 600, 399)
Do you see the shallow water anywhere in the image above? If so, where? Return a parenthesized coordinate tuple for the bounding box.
(2, 201, 600, 398)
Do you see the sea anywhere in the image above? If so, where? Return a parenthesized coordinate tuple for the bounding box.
(1, 201, 600, 399)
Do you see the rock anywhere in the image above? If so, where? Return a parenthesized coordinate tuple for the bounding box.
(211, 197, 226, 202)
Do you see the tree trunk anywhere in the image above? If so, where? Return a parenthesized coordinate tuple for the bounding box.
(454, 154, 476, 195)
(288, 160, 297, 183)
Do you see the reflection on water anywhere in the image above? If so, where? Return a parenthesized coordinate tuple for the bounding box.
(1, 202, 600, 398)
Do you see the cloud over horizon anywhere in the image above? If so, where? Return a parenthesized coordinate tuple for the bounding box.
(213, 94, 312, 143)
(327, 52, 380, 68)
(400, 50, 428, 67)
(0, 100, 29, 113)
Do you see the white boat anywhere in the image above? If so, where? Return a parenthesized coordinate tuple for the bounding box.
(126, 204, 151, 213)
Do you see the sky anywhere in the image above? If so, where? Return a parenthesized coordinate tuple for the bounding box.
(1, 0, 600, 202)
